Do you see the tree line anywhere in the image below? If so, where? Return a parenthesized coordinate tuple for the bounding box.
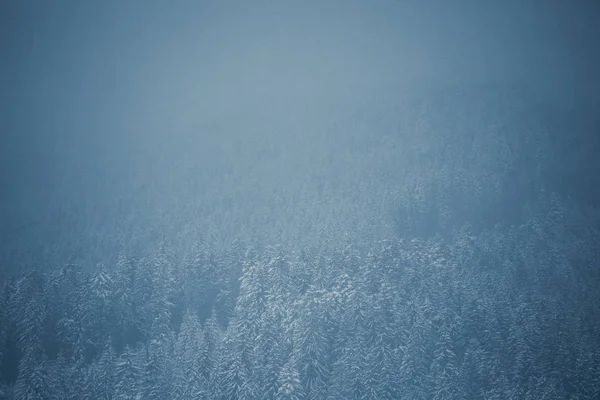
(1, 192, 599, 399)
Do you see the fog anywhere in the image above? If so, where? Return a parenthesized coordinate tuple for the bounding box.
(1, 0, 599, 267)
(3, 2, 600, 398)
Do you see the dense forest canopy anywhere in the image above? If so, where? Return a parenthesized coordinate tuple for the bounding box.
(1, 0, 600, 399)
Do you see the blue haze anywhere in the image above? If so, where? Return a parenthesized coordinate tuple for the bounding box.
(2, 1, 598, 268)
(1, 2, 600, 399)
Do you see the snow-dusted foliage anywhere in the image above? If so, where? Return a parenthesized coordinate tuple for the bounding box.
(1, 203, 599, 399)
(1, 3, 599, 398)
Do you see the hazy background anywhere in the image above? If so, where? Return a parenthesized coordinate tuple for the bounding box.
(1, 0, 599, 271)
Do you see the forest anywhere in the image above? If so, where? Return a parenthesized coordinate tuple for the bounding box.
(1, 196, 600, 399)
(2, 1, 600, 399)
(1, 84, 600, 399)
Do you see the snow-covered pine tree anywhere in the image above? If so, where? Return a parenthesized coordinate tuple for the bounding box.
(114, 345, 142, 400)
(275, 361, 305, 400)
(85, 339, 116, 400)
(13, 349, 50, 400)
(173, 310, 209, 400)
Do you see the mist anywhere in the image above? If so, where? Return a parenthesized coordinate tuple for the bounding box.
(2, 1, 600, 398)
(2, 0, 598, 268)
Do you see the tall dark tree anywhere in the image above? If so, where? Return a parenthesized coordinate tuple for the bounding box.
(292, 290, 331, 400)
(275, 361, 305, 400)
(85, 340, 116, 400)
(215, 317, 259, 400)
(173, 310, 209, 400)
(13, 349, 50, 400)
(114, 345, 142, 400)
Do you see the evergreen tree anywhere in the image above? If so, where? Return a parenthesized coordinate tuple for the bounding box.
(13, 349, 50, 400)
(83, 264, 114, 356)
(173, 310, 209, 400)
(11, 271, 47, 357)
(112, 254, 143, 351)
(204, 307, 222, 359)
(114, 345, 142, 400)
(85, 340, 116, 400)
(275, 361, 305, 400)
(293, 291, 331, 400)
(47, 352, 71, 400)
(141, 340, 173, 400)
(216, 316, 259, 400)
